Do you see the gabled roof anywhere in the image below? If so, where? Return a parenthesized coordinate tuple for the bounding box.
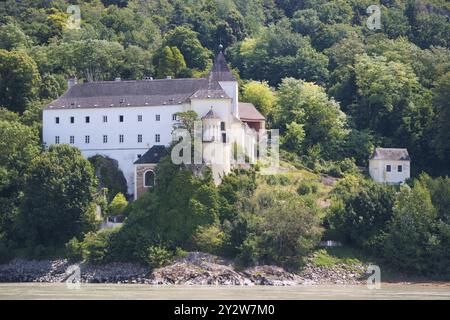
(370, 148, 410, 161)
(47, 78, 207, 110)
(46, 52, 236, 110)
(134, 145, 167, 165)
(239, 102, 265, 121)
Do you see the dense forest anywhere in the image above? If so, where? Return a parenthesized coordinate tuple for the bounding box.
(0, 0, 449, 275)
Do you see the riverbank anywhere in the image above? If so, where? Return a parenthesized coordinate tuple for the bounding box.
(0, 252, 369, 286)
(1, 251, 447, 286)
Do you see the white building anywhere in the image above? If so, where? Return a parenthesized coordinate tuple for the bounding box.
(42, 52, 265, 199)
(369, 148, 411, 184)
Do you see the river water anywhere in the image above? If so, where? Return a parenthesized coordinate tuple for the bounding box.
(1, 283, 450, 300)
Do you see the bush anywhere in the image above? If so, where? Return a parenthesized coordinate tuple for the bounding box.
(89, 155, 128, 202)
(264, 175, 290, 186)
(144, 245, 173, 269)
(20, 145, 99, 247)
(65, 237, 83, 261)
(325, 180, 395, 252)
(193, 224, 225, 254)
(79, 228, 118, 264)
(108, 192, 128, 216)
(382, 183, 447, 275)
(297, 181, 318, 195)
(236, 190, 323, 268)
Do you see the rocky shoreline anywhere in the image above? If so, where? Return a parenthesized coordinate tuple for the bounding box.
(0, 252, 369, 286)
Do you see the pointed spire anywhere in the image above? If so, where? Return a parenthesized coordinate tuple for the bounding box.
(210, 51, 236, 82)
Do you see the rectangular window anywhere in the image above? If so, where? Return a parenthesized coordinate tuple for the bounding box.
(138, 134, 142, 143)
(55, 136, 60, 144)
(386, 165, 391, 172)
(85, 116, 90, 123)
(138, 115, 142, 122)
(55, 117, 60, 124)
(155, 134, 160, 143)
(221, 122, 226, 131)
(222, 133, 227, 143)
(85, 135, 90, 144)
(103, 135, 108, 143)
(398, 165, 403, 173)
(119, 134, 124, 143)
(103, 115, 108, 123)
(119, 115, 124, 122)
(70, 116, 74, 124)
(172, 114, 177, 121)
(70, 136, 75, 144)
(156, 114, 160, 121)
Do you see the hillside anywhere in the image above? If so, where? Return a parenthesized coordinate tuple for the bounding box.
(0, 0, 449, 278)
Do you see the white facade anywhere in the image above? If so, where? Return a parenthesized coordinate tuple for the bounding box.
(43, 104, 185, 192)
(42, 53, 265, 197)
(369, 159, 411, 184)
(43, 98, 242, 194)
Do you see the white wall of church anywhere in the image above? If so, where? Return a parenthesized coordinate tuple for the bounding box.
(43, 105, 185, 194)
(218, 81, 239, 118)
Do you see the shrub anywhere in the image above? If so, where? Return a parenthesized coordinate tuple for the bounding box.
(20, 145, 99, 247)
(237, 190, 323, 268)
(65, 237, 83, 261)
(382, 183, 443, 275)
(108, 192, 128, 216)
(325, 180, 395, 252)
(89, 155, 128, 202)
(80, 228, 118, 264)
(144, 245, 173, 269)
(193, 224, 225, 254)
(297, 181, 318, 195)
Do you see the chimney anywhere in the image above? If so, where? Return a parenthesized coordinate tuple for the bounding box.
(67, 77, 77, 89)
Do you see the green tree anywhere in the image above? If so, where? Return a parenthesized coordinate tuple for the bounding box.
(241, 81, 276, 118)
(229, 19, 329, 86)
(110, 156, 219, 262)
(282, 121, 305, 155)
(0, 49, 41, 113)
(432, 72, 450, 163)
(276, 78, 347, 159)
(0, 23, 28, 50)
(155, 46, 187, 78)
(162, 26, 212, 71)
(0, 119, 40, 244)
(383, 183, 438, 274)
(238, 190, 323, 268)
(88, 155, 128, 202)
(326, 180, 396, 252)
(108, 193, 128, 217)
(20, 145, 99, 247)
